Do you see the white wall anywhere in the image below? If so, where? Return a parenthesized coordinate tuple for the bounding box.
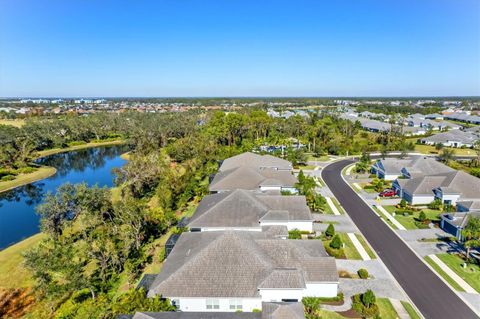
(260, 186, 282, 191)
(259, 288, 304, 302)
(172, 297, 262, 312)
(260, 221, 313, 232)
(410, 195, 435, 205)
(384, 174, 400, 181)
(440, 194, 461, 205)
(303, 283, 338, 298)
(200, 227, 262, 232)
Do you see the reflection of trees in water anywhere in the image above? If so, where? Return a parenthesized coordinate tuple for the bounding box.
(0, 182, 44, 207)
(37, 145, 129, 177)
(0, 145, 130, 205)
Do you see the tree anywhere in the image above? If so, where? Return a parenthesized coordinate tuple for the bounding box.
(312, 194, 327, 212)
(325, 223, 335, 238)
(302, 297, 321, 316)
(418, 211, 427, 222)
(439, 148, 455, 163)
(357, 268, 369, 279)
(362, 290, 376, 308)
(461, 216, 480, 261)
(330, 234, 343, 249)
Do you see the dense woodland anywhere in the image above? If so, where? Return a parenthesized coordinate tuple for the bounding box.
(0, 109, 460, 318)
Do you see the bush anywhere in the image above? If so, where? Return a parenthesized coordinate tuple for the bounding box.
(1, 175, 16, 181)
(352, 290, 379, 318)
(67, 140, 88, 147)
(396, 209, 414, 216)
(325, 223, 335, 238)
(330, 234, 343, 249)
(428, 199, 442, 210)
(288, 229, 302, 239)
(357, 268, 369, 279)
(399, 199, 407, 208)
(418, 211, 427, 222)
(14, 166, 36, 174)
(325, 245, 345, 258)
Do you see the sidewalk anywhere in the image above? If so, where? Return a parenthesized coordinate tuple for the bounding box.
(347, 233, 371, 261)
(428, 254, 477, 294)
(376, 205, 407, 231)
(389, 298, 410, 319)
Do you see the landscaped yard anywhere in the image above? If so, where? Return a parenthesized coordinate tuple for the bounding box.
(320, 202, 335, 215)
(406, 138, 476, 156)
(338, 233, 362, 260)
(383, 205, 441, 230)
(436, 253, 480, 293)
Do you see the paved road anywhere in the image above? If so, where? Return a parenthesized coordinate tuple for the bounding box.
(322, 159, 479, 319)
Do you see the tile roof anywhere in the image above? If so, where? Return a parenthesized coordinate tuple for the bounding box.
(148, 232, 336, 298)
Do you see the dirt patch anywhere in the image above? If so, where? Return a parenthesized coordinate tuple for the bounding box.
(0, 288, 36, 318)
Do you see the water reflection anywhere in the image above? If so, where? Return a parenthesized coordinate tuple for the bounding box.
(0, 145, 129, 249)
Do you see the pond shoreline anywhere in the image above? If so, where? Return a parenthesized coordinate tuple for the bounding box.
(0, 140, 126, 195)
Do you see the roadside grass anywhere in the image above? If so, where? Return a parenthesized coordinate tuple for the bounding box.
(401, 301, 421, 319)
(424, 256, 465, 292)
(355, 234, 377, 259)
(338, 233, 362, 260)
(298, 165, 316, 170)
(0, 119, 26, 127)
(0, 166, 57, 193)
(307, 155, 331, 162)
(0, 233, 45, 289)
(36, 139, 125, 158)
(437, 253, 480, 293)
(330, 197, 345, 215)
(372, 206, 399, 230)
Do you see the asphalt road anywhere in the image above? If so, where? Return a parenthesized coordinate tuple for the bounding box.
(322, 159, 479, 319)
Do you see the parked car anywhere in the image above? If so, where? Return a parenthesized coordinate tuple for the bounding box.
(379, 189, 396, 197)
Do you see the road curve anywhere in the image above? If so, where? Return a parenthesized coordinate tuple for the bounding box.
(322, 159, 479, 319)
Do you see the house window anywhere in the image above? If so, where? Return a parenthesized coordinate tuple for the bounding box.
(229, 299, 243, 310)
(206, 299, 220, 310)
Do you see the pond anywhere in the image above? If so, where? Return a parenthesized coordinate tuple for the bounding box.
(0, 145, 129, 250)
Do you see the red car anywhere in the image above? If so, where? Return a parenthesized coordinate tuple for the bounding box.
(379, 189, 396, 197)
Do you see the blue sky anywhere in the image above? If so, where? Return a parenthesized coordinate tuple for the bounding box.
(0, 0, 479, 97)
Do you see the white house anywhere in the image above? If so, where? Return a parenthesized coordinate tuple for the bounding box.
(148, 232, 339, 312)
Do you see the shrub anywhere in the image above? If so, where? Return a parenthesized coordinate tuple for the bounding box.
(302, 297, 321, 316)
(352, 290, 379, 318)
(1, 175, 16, 181)
(428, 199, 442, 210)
(325, 245, 345, 258)
(396, 209, 414, 216)
(325, 223, 335, 238)
(14, 166, 36, 174)
(330, 234, 343, 249)
(418, 211, 427, 222)
(362, 289, 376, 308)
(288, 229, 302, 239)
(399, 199, 407, 208)
(357, 268, 369, 279)
(67, 140, 87, 147)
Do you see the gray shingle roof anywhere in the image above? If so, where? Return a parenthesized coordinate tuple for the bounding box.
(420, 130, 479, 145)
(209, 167, 297, 192)
(262, 302, 306, 319)
(188, 190, 312, 229)
(148, 232, 336, 298)
(258, 269, 306, 289)
(219, 152, 292, 172)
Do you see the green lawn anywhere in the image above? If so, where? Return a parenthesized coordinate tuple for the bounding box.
(338, 233, 362, 260)
(355, 234, 377, 259)
(407, 140, 476, 156)
(424, 256, 465, 292)
(382, 205, 441, 230)
(330, 197, 345, 214)
(377, 298, 399, 319)
(320, 202, 335, 215)
(401, 301, 421, 319)
(437, 253, 480, 293)
(0, 233, 45, 289)
(0, 166, 57, 193)
(298, 165, 316, 170)
(373, 206, 399, 230)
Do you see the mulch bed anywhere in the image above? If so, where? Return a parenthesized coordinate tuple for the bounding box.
(337, 308, 361, 318)
(321, 300, 344, 306)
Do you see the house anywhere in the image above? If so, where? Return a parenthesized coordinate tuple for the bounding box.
(425, 113, 444, 120)
(371, 158, 412, 180)
(188, 189, 314, 232)
(393, 170, 480, 205)
(440, 211, 480, 239)
(131, 302, 306, 319)
(148, 231, 339, 312)
(209, 166, 297, 193)
(419, 130, 479, 148)
(219, 152, 292, 172)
